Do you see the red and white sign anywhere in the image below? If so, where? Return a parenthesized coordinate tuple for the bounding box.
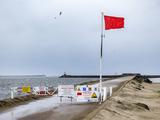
(76, 85, 99, 102)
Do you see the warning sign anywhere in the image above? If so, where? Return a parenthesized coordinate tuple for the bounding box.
(22, 86, 31, 93)
(91, 92, 97, 98)
(76, 84, 99, 102)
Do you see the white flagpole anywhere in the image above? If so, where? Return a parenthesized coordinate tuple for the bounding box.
(99, 12, 104, 104)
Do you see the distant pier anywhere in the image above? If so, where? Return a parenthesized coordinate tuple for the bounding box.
(59, 73, 160, 78)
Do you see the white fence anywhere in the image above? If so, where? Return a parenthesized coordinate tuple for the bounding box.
(10, 86, 56, 99)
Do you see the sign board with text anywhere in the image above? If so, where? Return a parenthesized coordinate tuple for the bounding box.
(76, 84, 99, 102)
(22, 86, 31, 93)
(58, 85, 74, 97)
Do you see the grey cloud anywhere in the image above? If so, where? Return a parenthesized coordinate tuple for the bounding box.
(0, 0, 160, 75)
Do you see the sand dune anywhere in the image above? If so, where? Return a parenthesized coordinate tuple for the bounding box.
(89, 78, 160, 120)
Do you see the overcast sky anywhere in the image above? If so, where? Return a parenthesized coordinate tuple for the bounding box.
(0, 0, 160, 75)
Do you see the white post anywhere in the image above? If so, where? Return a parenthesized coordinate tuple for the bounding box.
(60, 96, 62, 102)
(103, 87, 107, 101)
(11, 88, 14, 99)
(99, 12, 104, 104)
(109, 87, 112, 96)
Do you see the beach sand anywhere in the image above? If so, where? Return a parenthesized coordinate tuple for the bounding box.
(86, 79, 160, 120)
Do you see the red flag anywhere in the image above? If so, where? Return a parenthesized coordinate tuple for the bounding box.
(104, 16, 124, 30)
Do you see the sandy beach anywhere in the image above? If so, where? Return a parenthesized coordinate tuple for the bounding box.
(85, 78, 160, 120)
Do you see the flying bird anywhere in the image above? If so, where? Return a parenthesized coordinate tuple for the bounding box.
(59, 11, 62, 16)
(53, 12, 63, 20)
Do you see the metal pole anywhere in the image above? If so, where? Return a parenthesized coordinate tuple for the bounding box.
(99, 12, 104, 104)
